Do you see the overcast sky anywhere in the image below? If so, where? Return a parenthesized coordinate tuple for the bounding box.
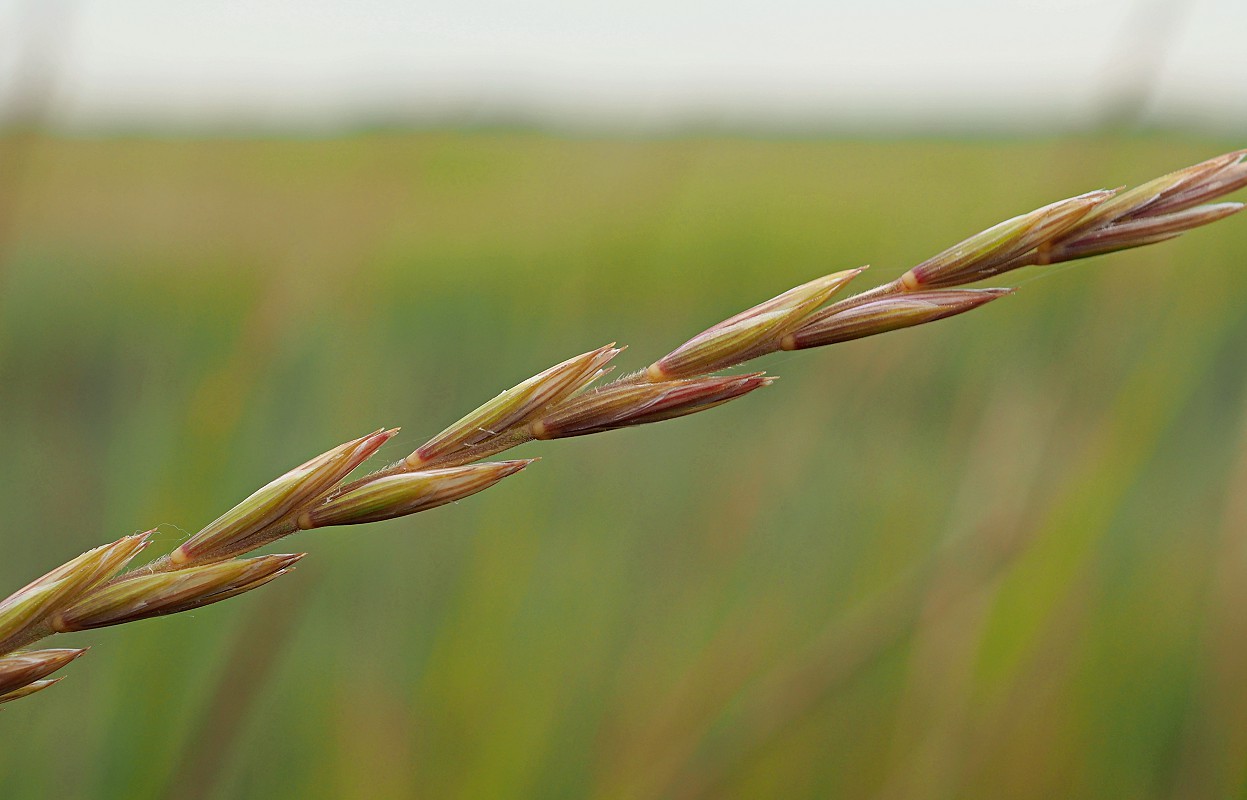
(1, 0, 1244, 132)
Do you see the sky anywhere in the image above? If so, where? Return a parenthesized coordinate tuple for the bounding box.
(1, 0, 1245, 133)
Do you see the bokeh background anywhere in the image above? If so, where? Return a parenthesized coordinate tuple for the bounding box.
(2, 2, 1246, 799)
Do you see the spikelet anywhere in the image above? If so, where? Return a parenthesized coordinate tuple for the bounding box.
(0, 649, 87, 696)
(50, 555, 305, 632)
(0, 677, 62, 705)
(172, 429, 397, 565)
(648, 270, 861, 379)
(409, 345, 620, 467)
(300, 460, 535, 528)
(531, 374, 772, 439)
(899, 192, 1112, 289)
(894, 150, 1247, 290)
(0, 534, 150, 651)
(787, 289, 1013, 349)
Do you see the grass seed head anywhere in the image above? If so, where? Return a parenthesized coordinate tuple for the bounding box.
(3, 147, 1247, 706)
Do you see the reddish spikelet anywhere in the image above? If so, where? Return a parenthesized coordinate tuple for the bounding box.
(410, 345, 620, 467)
(0, 677, 63, 705)
(786, 289, 1013, 349)
(1067, 152, 1240, 233)
(1135, 150, 1247, 216)
(300, 460, 535, 528)
(648, 270, 862, 379)
(901, 192, 1113, 290)
(0, 649, 87, 697)
(887, 150, 1246, 290)
(1040, 150, 1247, 265)
(172, 429, 397, 565)
(1049, 203, 1243, 262)
(50, 555, 305, 632)
(0, 534, 150, 650)
(530, 374, 773, 439)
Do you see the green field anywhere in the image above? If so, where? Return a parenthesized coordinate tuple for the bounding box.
(1, 132, 1245, 799)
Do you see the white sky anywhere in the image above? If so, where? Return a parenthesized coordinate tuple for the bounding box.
(1, 0, 1245, 132)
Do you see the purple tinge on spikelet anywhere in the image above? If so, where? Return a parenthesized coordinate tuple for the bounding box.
(50, 554, 306, 631)
(0, 533, 151, 649)
(410, 345, 621, 466)
(0, 677, 64, 704)
(648, 270, 862, 379)
(173, 428, 398, 564)
(901, 192, 1113, 290)
(300, 460, 536, 528)
(530, 373, 773, 439)
(1124, 149, 1247, 217)
(785, 289, 1013, 349)
(1049, 203, 1243, 262)
(0, 648, 88, 697)
(894, 149, 1247, 289)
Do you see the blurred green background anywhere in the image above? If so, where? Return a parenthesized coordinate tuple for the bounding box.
(1, 132, 1246, 799)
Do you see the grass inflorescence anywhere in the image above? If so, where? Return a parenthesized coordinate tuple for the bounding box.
(0, 149, 1243, 706)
